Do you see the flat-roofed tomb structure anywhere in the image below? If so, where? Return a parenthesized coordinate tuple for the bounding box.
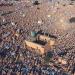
(24, 34, 55, 55)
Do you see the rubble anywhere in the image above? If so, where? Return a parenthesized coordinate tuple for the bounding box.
(2, 32, 11, 38)
(0, 0, 75, 75)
